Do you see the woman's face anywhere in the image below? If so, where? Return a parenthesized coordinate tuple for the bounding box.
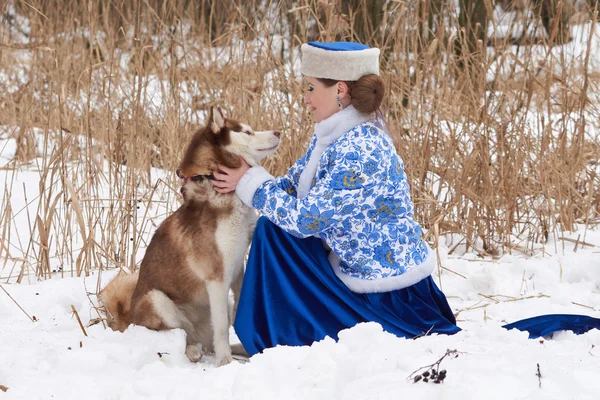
(303, 76, 339, 123)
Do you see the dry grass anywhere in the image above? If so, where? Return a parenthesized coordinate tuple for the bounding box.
(0, 0, 599, 281)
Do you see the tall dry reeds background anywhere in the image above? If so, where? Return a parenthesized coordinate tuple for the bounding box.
(0, 0, 599, 283)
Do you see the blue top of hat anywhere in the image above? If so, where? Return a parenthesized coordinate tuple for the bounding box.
(307, 41, 371, 51)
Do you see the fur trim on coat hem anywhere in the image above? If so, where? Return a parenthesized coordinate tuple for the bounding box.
(327, 245, 436, 293)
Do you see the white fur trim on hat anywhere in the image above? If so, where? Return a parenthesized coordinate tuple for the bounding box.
(301, 43, 380, 81)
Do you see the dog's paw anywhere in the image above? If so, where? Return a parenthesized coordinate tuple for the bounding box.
(216, 354, 234, 367)
(185, 344, 204, 363)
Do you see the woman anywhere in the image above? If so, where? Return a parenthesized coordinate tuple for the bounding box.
(211, 41, 460, 356)
(211, 41, 600, 356)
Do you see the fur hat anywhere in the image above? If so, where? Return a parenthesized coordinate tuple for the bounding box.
(301, 41, 380, 81)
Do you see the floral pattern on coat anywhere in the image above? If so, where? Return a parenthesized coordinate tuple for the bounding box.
(256, 121, 430, 281)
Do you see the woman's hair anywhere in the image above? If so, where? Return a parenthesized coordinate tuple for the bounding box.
(317, 74, 384, 114)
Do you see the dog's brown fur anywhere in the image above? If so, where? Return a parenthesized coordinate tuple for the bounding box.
(99, 271, 138, 333)
(99, 107, 280, 365)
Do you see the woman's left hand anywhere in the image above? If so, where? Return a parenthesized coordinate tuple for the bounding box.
(211, 157, 251, 193)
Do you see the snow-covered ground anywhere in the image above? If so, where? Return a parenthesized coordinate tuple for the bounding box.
(1, 224, 599, 399)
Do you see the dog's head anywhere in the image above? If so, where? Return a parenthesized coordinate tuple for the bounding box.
(177, 107, 281, 199)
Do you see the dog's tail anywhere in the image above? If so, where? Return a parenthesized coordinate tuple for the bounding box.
(98, 271, 139, 332)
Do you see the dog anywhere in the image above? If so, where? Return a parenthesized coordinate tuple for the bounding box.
(99, 107, 280, 366)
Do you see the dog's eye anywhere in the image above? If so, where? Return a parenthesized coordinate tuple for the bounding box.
(245, 131, 253, 136)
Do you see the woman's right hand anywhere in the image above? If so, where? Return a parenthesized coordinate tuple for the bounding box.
(211, 158, 251, 193)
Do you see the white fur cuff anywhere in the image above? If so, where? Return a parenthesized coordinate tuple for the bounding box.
(236, 166, 274, 207)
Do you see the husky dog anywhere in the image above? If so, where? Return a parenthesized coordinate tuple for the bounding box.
(99, 107, 280, 366)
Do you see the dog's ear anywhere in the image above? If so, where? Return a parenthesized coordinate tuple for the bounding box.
(209, 106, 226, 134)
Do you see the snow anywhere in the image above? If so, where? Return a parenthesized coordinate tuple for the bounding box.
(1, 223, 599, 399)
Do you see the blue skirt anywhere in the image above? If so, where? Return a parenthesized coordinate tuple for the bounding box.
(234, 217, 600, 356)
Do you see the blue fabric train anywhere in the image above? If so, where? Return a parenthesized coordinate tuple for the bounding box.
(234, 218, 600, 356)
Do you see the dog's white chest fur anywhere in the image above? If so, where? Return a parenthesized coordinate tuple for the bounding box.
(214, 202, 257, 281)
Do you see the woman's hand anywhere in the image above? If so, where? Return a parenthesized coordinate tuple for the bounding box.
(211, 157, 251, 193)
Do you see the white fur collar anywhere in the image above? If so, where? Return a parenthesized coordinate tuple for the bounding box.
(297, 105, 372, 199)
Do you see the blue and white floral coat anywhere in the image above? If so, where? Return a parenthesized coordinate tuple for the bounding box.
(236, 105, 435, 293)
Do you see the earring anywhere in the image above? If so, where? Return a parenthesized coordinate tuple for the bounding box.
(336, 96, 343, 111)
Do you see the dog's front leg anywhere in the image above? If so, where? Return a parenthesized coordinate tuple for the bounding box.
(230, 268, 244, 325)
(206, 280, 233, 367)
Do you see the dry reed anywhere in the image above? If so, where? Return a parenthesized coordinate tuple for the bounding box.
(0, 0, 598, 283)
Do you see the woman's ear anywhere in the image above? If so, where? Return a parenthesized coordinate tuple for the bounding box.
(337, 81, 350, 100)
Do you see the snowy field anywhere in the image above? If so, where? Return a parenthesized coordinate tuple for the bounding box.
(1, 222, 599, 399)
